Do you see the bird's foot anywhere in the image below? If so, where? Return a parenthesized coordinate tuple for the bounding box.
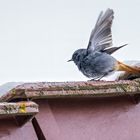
(88, 79, 105, 82)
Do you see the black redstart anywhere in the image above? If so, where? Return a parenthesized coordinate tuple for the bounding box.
(68, 8, 140, 80)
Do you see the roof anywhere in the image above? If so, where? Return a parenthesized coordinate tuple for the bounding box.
(1, 79, 140, 101)
(0, 79, 140, 125)
(0, 101, 38, 126)
(0, 101, 38, 115)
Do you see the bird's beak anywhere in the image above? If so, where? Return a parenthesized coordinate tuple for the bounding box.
(67, 59, 73, 62)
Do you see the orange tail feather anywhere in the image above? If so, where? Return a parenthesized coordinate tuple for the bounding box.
(116, 61, 140, 74)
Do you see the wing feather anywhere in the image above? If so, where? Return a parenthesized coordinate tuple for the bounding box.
(87, 9, 114, 52)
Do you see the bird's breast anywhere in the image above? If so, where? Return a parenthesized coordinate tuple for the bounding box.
(78, 52, 116, 78)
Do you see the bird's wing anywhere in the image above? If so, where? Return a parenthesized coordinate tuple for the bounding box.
(87, 9, 114, 52)
(102, 44, 127, 54)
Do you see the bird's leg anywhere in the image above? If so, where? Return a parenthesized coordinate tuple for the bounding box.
(97, 76, 104, 81)
(88, 76, 104, 81)
(96, 74, 107, 81)
(88, 79, 98, 81)
(88, 74, 106, 81)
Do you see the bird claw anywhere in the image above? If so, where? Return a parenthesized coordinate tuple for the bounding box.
(87, 78, 99, 81)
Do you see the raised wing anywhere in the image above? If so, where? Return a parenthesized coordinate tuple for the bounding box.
(87, 9, 114, 52)
(102, 44, 127, 54)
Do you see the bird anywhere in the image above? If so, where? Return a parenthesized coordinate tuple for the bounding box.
(68, 8, 140, 80)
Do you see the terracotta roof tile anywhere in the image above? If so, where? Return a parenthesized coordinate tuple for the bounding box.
(0, 79, 140, 102)
(0, 101, 38, 115)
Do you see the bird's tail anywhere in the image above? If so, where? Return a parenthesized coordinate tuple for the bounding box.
(116, 61, 140, 74)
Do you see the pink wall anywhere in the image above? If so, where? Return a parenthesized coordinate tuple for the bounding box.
(35, 97, 140, 140)
(0, 118, 37, 140)
(0, 97, 139, 140)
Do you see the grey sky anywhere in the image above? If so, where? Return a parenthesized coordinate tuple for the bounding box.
(0, 0, 140, 84)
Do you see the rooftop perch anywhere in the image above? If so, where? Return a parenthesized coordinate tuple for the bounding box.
(0, 79, 140, 102)
(0, 79, 140, 139)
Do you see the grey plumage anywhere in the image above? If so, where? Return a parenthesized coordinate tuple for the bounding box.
(102, 44, 127, 54)
(69, 9, 127, 80)
(71, 49, 116, 79)
(87, 9, 114, 52)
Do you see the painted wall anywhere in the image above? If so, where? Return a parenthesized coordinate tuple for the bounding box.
(0, 97, 139, 140)
(0, 118, 37, 140)
(35, 97, 140, 140)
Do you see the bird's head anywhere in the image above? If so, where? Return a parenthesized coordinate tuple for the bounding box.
(68, 49, 87, 65)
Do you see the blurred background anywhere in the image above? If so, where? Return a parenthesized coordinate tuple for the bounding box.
(0, 0, 139, 85)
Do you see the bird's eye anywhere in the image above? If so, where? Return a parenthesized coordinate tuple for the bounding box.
(72, 53, 77, 60)
(76, 55, 80, 61)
